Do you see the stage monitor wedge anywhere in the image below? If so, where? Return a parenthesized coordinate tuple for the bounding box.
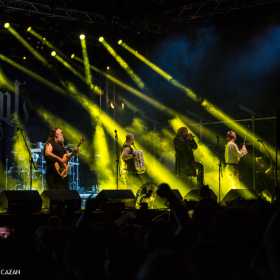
(0, 190, 42, 213)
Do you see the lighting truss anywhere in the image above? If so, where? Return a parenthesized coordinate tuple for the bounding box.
(163, 0, 280, 22)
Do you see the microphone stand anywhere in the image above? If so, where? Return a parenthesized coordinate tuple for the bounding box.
(258, 140, 277, 200)
(18, 127, 37, 190)
(114, 130, 119, 190)
(217, 136, 223, 204)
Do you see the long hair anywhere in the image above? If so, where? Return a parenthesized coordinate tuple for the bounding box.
(175, 127, 188, 139)
(46, 127, 59, 143)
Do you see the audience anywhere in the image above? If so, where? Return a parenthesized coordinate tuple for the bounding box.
(0, 182, 277, 280)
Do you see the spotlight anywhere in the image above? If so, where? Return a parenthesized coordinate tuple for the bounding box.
(79, 34, 86, 40)
(4, 23, 10, 29)
(22, 56, 27, 60)
(27, 26, 32, 32)
(110, 102, 115, 110)
(106, 66, 110, 70)
(98, 36, 104, 42)
(51, 51, 56, 57)
(201, 99, 207, 107)
(117, 39, 123, 45)
(42, 37, 46, 41)
(71, 53, 75, 59)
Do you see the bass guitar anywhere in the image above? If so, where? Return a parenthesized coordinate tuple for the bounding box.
(54, 137, 84, 178)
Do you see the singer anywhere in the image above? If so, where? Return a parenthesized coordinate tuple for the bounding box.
(174, 127, 204, 187)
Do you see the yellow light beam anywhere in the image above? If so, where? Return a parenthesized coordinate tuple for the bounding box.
(0, 54, 67, 96)
(36, 108, 93, 167)
(11, 115, 43, 192)
(6, 24, 49, 66)
(120, 41, 276, 160)
(169, 117, 250, 198)
(0, 53, 190, 194)
(0, 67, 15, 92)
(93, 122, 115, 189)
(120, 40, 200, 101)
(0, 53, 190, 195)
(24, 27, 101, 95)
(70, 92, 191, 196)
(119, 40, 172, 80)
(27, 27, 56, 50)
(99, 37, 145, 90)
(73, 55, 218, 144)
(52, 52, 103, 95)
(201, 99, 276, 161)
(80, 34, 93, 88)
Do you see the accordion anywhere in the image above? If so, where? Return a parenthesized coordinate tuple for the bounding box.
(133, 150, 146, 174)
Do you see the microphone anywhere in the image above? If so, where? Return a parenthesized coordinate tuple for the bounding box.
(187, 133, 195, 140)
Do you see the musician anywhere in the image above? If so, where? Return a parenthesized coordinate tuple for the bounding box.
(174, 127, 204, 187)
(44, 128, 70, 190)
(120, 133, 144, 190)
(224, 130, 248, 187)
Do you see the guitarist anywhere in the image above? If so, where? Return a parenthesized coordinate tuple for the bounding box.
(44, 127, 76, 190)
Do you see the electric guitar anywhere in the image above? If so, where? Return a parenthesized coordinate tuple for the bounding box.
(54, 137, 84, 178)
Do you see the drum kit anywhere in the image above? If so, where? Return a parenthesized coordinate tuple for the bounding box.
(5, 142, 80, 190)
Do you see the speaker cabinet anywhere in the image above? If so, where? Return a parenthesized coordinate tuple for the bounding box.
(92, 189, 136, 210)
(222, 189, 257, 205)
(0, 190, 42, 213)
(184, 187, 217, 202)
(41, 190, 81, 212)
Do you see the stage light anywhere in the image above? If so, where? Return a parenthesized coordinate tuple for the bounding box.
(118, 39, 123, 45)
(71, 53, 75, 59)
(26, 26, 32, 32)
(106, 66, 110, 70)
(80, 34, 93, 90)
(22, 56, 26, 60)
(110, 102, 115, 110)
(4, 23, 10, 29)
(5, 25, 49, 66)
(99, 38, 145, 89)
(51, 51, 56, 57)
(98, 36, 104, 42)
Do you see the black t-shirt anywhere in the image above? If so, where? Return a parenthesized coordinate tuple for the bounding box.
(44, 139, 66, 173)
(174, 135, 198, 174)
